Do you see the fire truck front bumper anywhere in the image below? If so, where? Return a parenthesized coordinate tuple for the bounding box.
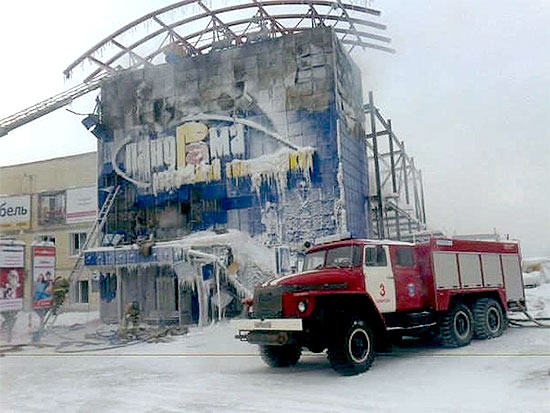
(231, 318, 303, 346)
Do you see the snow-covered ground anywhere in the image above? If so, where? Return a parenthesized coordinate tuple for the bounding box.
(1, 287, 549, 413)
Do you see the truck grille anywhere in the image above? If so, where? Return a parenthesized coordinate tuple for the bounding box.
(253, 286, 282, 318)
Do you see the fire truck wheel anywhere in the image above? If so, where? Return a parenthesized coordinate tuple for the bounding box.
(473, 298, 506, 339)
(259, 344, 302, 367)
(328, 319, 375, 376)
(439, 303, 474, 347)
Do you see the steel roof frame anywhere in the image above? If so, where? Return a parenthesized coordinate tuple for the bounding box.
(64, 0, 393, 82)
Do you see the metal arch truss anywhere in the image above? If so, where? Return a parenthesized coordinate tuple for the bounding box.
(0, 0, 392, 137)
(364, 92, 435, 242)
(64, 0, 394, 82)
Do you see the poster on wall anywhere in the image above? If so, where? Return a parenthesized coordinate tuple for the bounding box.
(0, 195, 31, 231)
(0, 268, 24, 311)
(38, 191, 66, 226)
(32, 246, 55, 309)
(0, 242, 25, 312)
(66, 186, 97, 224)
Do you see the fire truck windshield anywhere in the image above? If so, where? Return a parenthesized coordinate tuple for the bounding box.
(303, 246, 361, 271)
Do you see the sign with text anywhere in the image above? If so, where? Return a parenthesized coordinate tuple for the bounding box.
(66, 186, 97, 224)
(0, 243, 25, 268)
(0, 195, 31, 230)
(32, 246, 55, 309)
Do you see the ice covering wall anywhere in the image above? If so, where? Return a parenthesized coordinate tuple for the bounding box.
(96, 27, 369, 246)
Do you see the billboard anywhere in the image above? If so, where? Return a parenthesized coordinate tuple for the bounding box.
(0, 195, 31, 230)
(38, 191, 66, 226)
(32, 246, 55, 309)
(66, 186, 97, 224)
(0, 243, 25, 312)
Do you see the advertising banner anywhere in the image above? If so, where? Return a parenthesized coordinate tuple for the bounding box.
(0, 268, 24, 311)
(32, 246, 55, 309)
(66, 186, 97, 224)
(0, 195, 31, 230)
(38, 191, 66, 226)
(0, 243, 25, 312)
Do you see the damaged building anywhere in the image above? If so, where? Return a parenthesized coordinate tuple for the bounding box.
(65, 2, 395, 326)
(96, 27, 368, 245)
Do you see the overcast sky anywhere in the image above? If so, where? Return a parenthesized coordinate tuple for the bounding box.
(0, 1, 548, 257)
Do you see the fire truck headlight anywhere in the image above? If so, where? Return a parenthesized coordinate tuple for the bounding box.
(297, 301, 307, 313)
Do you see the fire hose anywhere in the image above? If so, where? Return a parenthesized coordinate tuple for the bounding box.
(53, 324, 188, 353)
(0, 325, 188, 355)
(508, 301, 550, 328)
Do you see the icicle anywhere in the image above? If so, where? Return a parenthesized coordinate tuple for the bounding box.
(226, 147, 315, 197)
(215, 263, 222, 321)
(335, 161, 348, 233)
(194, 263, 209, 328)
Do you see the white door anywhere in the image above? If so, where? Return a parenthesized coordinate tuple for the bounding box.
(363, 245, 396, 313)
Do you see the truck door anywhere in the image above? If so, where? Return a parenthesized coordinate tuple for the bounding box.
(391, 246, 423, 311)
(363, 245, 396, 313)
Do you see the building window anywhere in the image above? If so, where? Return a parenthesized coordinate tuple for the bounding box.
(69, 232, 87, 256)
(77, 280, 89, 304)
(34, 234, 56, 244)
(99, 273, 117, 302)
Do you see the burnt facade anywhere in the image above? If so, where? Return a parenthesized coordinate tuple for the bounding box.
(96, 27, 370, 246)
(85, 27, 371, 324)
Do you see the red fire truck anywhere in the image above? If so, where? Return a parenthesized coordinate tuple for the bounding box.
(233, 237, 525, 375)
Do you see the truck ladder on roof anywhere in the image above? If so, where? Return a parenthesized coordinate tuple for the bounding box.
(0, 75, 107, 138)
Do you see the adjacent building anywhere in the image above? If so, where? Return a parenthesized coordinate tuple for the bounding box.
(0, 152, 98, 311)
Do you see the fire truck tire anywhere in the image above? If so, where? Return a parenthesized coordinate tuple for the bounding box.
(259, 344, 302, 367)
(473, 298, 505, 339)
(439, 303, 474, 348)
(328, 319, 375, 376)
